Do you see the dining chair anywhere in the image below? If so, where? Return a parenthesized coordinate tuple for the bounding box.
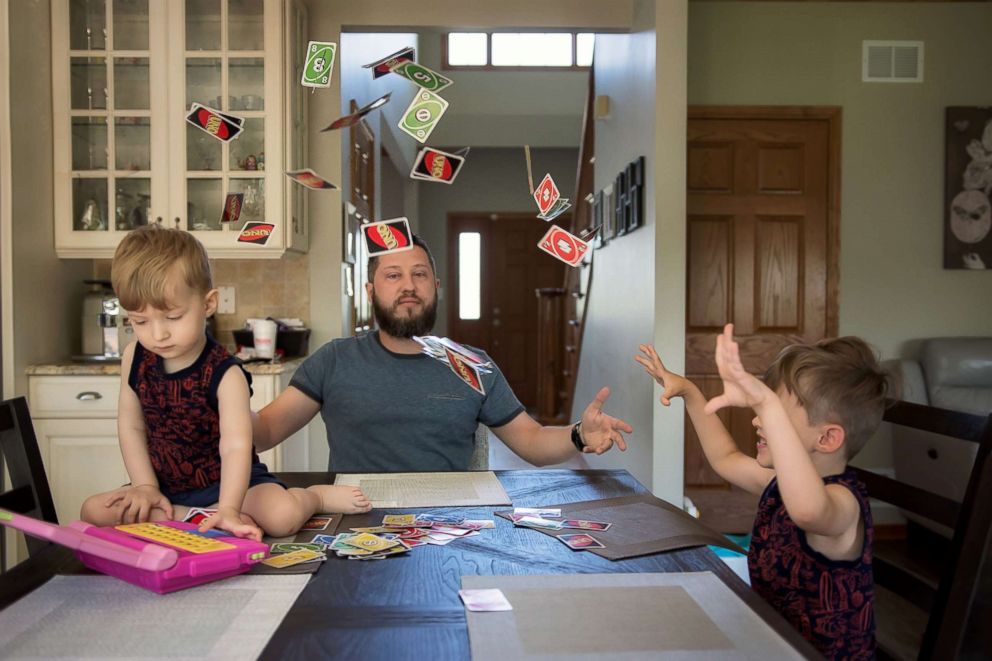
(468, 424, 489, 470)
(851, 399, 992, 660)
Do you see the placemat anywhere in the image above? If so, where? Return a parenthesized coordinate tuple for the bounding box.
(495, 493, 742, 560)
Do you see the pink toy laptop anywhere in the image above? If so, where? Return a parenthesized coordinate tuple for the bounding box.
(0, 508, 269, 594)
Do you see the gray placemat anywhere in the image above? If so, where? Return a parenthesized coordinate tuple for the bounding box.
(461, 572, 803, 660)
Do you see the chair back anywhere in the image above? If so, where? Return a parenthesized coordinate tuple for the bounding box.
(852, 399, 992, 659)
(0, 397, 58, 558)
(468, 424, 489, 470)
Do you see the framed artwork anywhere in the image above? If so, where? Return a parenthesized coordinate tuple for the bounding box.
(944, 107, 992, 270)
(592, 190, 605, 249)
(603, 185, 615, 244)
(626, 156, 645, 233)
(614, 168, 628, 237)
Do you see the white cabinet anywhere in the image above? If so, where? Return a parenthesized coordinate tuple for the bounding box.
(27, 369, 299, 527)
(51, 0, 309, 258)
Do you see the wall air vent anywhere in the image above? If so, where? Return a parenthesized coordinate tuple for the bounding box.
(862, 40, 924, 83)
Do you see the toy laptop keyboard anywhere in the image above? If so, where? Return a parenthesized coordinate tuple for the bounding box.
(0, 509, 268, 594)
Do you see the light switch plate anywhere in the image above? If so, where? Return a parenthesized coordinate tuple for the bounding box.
(217, 286, 236, 314)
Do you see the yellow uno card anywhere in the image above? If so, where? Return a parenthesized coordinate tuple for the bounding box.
(343, 533, 400, 552)
(261, 548, 324, 568)
(382, 514, 417, 527)
(350, 526, 396, 534)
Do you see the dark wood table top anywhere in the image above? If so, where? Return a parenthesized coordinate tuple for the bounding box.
(0, 469, 819, 659)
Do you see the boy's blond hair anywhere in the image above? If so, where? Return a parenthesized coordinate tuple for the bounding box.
(111, 225, 212, 311)
(764, 337, 889, 459)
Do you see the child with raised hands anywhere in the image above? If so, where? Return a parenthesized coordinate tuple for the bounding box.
(80, 225, 371, 541)
(635, 324, 887, 660)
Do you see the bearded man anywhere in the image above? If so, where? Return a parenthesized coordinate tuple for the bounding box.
(252, 235, 632, 472)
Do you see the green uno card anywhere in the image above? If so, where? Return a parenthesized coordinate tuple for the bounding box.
(389, 61, 453, 93)
(397, 90, 449, 143)
(302, 40, 336, 88)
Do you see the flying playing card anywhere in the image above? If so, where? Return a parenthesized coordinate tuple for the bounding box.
(389, 60, 453, 93)
(445, 347, 485, 395)
(363, 46, 415, 79)
(285, 168, 338, 190)
(236, 222, 275, 245)
(558, 533, 606, 549)
(533, 173, 561, 216)
(220, 192, 244, 223)
(320, 92, 392, 132)
(538, 197, 572, 222)
(397, 90, 449, 143)
(537, 225, 590, 267)
(459, 588, 513, 612)
(185, 103, 244, 143)
(362, 217, 414, 256)
(302, 40, 336, 88)
(410, 147, 466, 184)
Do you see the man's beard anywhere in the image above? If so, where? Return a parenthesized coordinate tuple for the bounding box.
(371, 289, 438, 339)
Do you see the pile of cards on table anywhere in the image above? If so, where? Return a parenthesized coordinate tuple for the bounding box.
(325, 512, 495, 561)
(509, 507, 612, 551)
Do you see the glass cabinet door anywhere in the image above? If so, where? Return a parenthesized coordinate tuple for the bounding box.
(66, 0, 153, 233)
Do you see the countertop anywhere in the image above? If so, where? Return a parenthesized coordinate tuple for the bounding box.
(26, 357, 306, 376)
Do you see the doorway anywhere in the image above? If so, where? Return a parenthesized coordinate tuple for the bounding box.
(447, 213, 567, 411)
(684, 107, 841, 489)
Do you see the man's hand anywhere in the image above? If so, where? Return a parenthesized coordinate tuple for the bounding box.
(199, 506, 263, 542)
(104, 485, 173, 524)
(703, 324, 772, 415)
(635, 344, 692, 406)
(578, 387, 633, 454)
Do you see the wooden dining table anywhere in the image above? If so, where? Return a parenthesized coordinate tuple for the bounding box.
(0, 469, 819, 659)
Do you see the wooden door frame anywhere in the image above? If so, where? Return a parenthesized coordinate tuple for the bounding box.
(688, 105, 841, 336)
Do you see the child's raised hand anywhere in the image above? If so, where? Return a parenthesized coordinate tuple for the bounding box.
(199, 506, 262, 542)
(704, 324, 771, 415)
(635, 344, 690, 406)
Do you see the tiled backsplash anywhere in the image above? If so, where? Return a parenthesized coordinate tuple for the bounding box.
(93, 253, 311, 346)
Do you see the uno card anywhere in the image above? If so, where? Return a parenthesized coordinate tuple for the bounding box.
(286, 168, 338, 190)
(389, 60, 453, 93)
(516, 516, 563, 531)
(397, 90, 449, 143)
(261, 548, 324, 568)
(363, 46, 415, 79)
(181, 507, 216, 525)
(513, 508, 561, 518)
(558, 533, 605, 549)
(220, 192, 244, 223)
(382, 514, 418, 527)
(301, 516, 333, 531)
(459, 588, 513, 612)
(342, 533, 400, 553)
(538, 197, 572, 222)
(271, 542, 327, 554)
(310, 534, 338, 545)
(445, 348, 485, 395)
(186, 103, 244, 143)
(415, 513, 465, 525)
(302, 41, 336, 88)
(533, 173, 561, 216)
(237, 222, 275, 246)
(537, 225, 590, 267)
(410, 147, 465, 184)
(559, 519, 612, 531)
(350, 526, 397, 534)
(320, 92, 392, 132)
(363, 217, 414, 257)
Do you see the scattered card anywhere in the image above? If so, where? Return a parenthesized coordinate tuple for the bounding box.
(236, 222, 275, 246)
(445, 347, 485, 395)
(538, 197, 572, 222)
(220, 192, 244, 223)
(513, 508, 561, 518)
(271, 542, 327, 554)
(320, 92, 391, 132)
(517, 516, 563, 531)
(559, 519, 612, 531)
(301, 516, 333, 531)
(389, 60, 453, 93)
(382, 514, 418, 527)
(397, 90, 449, 143)
(533, 173, 561, 216)
(342, 533, 400, 553)
(286, 168, 338, 190)
(363, 217, 414, 256)
(410, 147, 466, 184)
(302, 40, 336, 88)
(537, 225, 589, 267)
(181, 507, 216, 525)
(363, 46, 415, 79)
(459, 588, 513, 612)
(185, 103, 244, 143)
(558, 533, 605, 550)
(261, 548, 323, 568)
(415, 513, 465, 526)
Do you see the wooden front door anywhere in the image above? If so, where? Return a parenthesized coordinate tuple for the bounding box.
(447, 213, 566, 410)
(685, 108, 840, 487)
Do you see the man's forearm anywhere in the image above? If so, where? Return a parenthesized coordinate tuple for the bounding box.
(251, 410, 276, 452)
(510, 424, 579, 466)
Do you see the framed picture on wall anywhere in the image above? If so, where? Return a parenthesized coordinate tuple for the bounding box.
(944, 107, 992, 270)
(592, 190, 605, 249)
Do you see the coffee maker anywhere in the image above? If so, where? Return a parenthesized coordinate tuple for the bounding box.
(75, 279, 134, 361)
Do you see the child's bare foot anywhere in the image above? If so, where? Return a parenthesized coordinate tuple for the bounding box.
(307, 485, 373, 514)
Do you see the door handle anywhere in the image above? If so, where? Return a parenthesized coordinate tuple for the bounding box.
(76, 391, 103, 401)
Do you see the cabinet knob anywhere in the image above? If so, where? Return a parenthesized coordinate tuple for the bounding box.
(76, 391, 103, 401)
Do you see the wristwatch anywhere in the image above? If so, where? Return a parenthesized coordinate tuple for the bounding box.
(571, 422, 586, 452)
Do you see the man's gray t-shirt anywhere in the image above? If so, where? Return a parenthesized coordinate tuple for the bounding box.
(289, 331, 525, 472)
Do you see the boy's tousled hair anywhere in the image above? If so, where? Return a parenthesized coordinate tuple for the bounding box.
(764, 336, 889, 459)
(111, 225, 213, 311)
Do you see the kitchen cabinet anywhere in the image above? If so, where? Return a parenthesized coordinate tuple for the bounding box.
(26, 367, 302, 528)
(50, 0, 310, 258)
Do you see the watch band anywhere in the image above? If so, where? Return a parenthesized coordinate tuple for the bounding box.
(571, 422, 585, 452)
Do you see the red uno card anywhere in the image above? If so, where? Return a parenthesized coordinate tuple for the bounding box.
(302, 516, 333, 531)
(560, 519, 612, 531)
(320, 93, 392, 132)
(363, 217, 414, 256)
(364, 46, 415, 79)
(410, 147, 466, 184)
(237, 222, 275, 245)
(286, 168, 338, 190)
(558, 533, 605, 549)
(445, 347, 485, 395)
(537, 225, 589, 267)
(220, 193, 244, 223)
(533, 173, 561, 216)
(185, 103, 244, 143)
